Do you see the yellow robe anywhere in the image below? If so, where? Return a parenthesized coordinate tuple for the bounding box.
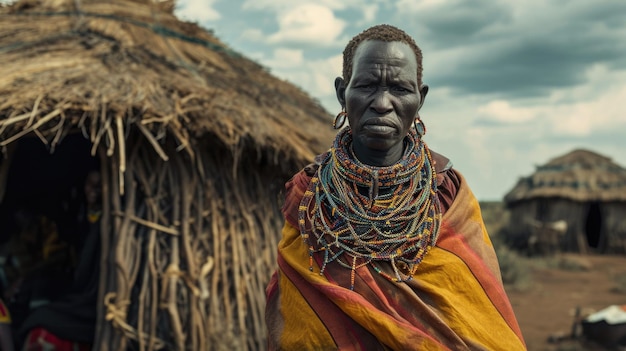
(266, 169, 526, 351)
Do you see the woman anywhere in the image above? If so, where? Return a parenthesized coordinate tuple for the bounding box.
(265, 25, 526, 350)
(19, 170, 102, 351)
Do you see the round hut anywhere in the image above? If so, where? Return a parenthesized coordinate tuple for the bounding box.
(504, 149, 626, 255)
(0, 0, 335, 349)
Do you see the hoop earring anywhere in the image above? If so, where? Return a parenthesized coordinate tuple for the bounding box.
(334, 109, 347, 129)
(414, 117, 426, 137)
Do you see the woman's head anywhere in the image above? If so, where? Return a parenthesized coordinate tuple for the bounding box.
(341, 25, 423, 87)
(335, 25, 428, 167)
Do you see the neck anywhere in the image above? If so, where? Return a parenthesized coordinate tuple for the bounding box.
(352, 141, 404, 167)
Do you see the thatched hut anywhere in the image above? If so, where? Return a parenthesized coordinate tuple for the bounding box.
(0, 0, 335, 349)
(504, 149, 626, 254)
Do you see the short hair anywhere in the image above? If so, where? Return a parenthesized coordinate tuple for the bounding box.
(342, 24, 423, 86)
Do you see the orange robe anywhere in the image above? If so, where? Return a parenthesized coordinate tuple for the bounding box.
(266, 167, 526, 351)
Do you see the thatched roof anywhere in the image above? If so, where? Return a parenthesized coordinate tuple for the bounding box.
(0, 0, 335, 169)
(505, 149, 626, 204)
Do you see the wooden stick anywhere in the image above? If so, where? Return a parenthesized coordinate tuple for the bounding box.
(176, 153, 202, 350)
(0, 112, 32, 129)
(50, 110, 66, 153)
(0, 108, 62, 146)
(166, 163, 186, 350)
(112, 211, 179, 235)
(33, 128, 48, 145)
(116, 115, 126, 196)
(25, 94, 43, 129)
(96, 149, 114, 351)
(136, 122, 169, 161)
(90, 117, 111, 157)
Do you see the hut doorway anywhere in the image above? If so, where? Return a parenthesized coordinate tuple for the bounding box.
(0, 133, 100, 341)
(585, 201, 604, 251)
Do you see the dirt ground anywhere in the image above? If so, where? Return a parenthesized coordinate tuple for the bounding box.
(506, 254, 626, 351)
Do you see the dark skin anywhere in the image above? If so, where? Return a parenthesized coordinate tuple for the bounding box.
(335, 40, 429, 167)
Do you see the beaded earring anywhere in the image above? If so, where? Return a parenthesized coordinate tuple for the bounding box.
(414, 117, 426, 137)
(333, 109, 347, 129)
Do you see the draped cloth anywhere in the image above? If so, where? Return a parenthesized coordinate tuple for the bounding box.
(265, 160, 526, 351)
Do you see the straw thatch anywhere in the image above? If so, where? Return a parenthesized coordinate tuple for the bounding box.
(504, 149, 626, 254)
(0, 0, 336, 349)
(505, 149, 626, 203)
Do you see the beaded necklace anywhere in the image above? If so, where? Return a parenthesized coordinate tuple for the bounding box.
(298, 127, 442, 290)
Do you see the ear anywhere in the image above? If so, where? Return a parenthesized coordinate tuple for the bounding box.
(335, 77, 346, 108)
(418, 84, 429, 111)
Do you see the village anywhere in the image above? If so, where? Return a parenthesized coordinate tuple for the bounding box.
(1, 0, 625, 350)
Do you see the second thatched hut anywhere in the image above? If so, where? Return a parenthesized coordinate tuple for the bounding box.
(504, 149, 626, 255)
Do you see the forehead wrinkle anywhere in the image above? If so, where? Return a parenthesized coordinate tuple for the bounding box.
(350, 41, 418, 87)
(353, 63, 415, 84)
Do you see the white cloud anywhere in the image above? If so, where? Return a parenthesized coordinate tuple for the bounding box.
(268, 48, 304, 68)
(358, 4, 379, 26)
(266, 4, 346, 46)
(259, 52, 342, 107)
(242, 0, 293, 11)
(242, 0, 374, 12)
(477, 100, 536, 124)
(175, 0, 220, 22)
(395, 0, 453, 12)
(548, 78, 626, 137)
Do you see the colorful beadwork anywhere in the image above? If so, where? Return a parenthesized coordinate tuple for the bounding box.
(298, 127, 442, 289)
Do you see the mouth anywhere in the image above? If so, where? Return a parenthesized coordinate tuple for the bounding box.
(362, 125, 396, 134)
(362, 119, 397, 134)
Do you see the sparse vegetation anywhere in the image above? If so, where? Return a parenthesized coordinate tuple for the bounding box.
(479, 201, 510, 238)
(554, 255, 593, 272)
(480, 201, 534, 290)
(494, 241, 533, 291)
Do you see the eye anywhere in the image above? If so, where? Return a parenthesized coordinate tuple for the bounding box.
(391, 85, 412, 93)
(354, 83, 376, 91)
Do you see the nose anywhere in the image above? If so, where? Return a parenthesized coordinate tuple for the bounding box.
(370, 89, 393, 114)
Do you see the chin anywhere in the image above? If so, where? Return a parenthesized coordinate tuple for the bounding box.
(364, 137, 401, 151)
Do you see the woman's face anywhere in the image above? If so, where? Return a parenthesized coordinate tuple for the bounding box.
(84, 171, 102, 206)
(337, 40, 424, 166)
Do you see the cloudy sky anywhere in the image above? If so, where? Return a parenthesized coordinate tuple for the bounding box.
(4, 0, 625, 201)
(172, 0, 626, 201)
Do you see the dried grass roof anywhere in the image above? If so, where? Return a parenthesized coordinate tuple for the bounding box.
(0, 0, 335, 168)
(505, 149, 626, 204)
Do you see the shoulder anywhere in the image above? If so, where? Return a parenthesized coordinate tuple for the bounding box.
(429, 149, 460, 214)
(430, 150, 453, 174)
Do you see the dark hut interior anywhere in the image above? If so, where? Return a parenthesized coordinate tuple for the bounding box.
(0, 134, 99, 330)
